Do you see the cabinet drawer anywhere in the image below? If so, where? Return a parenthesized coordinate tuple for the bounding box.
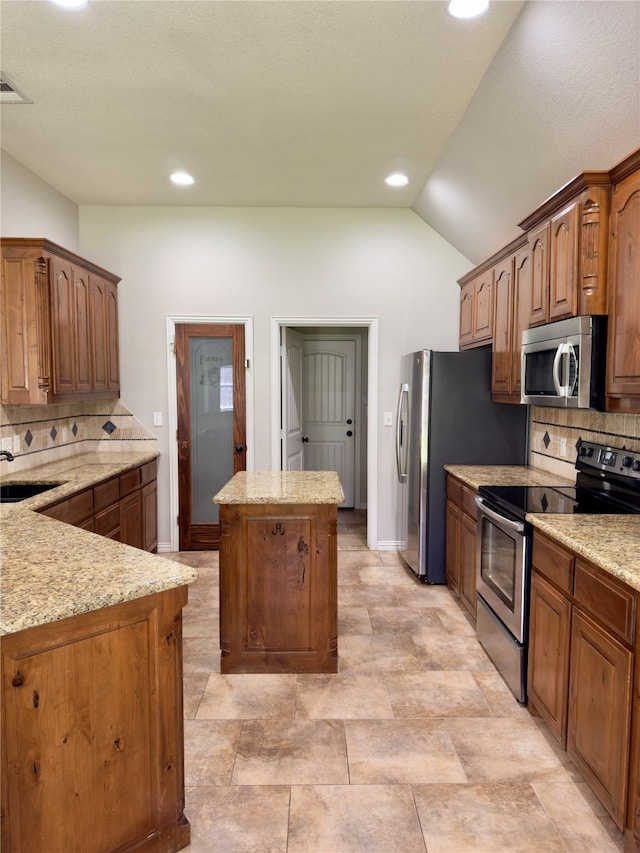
(94, 503, 121, 537)
(532, 533, 574, 594)
(120, 467, 141, 497)
(140, 459, 157, 486)
(461, 485, 478, 518)
(94, 477, 120, 512)
(446, 476, 462, 504)
(41, 489, 94, 526)
(573, 560, 636, 645)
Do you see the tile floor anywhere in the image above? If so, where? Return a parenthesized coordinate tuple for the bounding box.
(168, 510, 625, 853)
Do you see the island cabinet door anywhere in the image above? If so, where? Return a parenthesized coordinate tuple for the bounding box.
(219, 503, 338, 674)
(1, 588, 189, 853)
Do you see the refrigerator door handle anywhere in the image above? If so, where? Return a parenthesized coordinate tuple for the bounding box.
(396, 383, 409, 482)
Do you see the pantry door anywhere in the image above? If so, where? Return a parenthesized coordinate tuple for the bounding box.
(175, 323, 246, 550)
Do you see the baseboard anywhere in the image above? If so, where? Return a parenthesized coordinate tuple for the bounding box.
(373, 540, 402, 551)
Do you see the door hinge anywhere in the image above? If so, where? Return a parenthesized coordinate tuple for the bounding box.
(170, 341, 176, 355)
(176, 428, 179, 440)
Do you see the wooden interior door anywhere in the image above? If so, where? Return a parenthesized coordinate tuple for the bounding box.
(176, 323, 246, 550)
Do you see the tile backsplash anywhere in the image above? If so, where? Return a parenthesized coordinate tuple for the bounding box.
(0, 400, 157, 473)
(529, 406, 640, 481)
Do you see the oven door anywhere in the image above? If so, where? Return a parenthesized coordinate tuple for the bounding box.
(475, 496, 528, 643)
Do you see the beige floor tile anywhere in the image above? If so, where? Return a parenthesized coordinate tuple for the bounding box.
(532, 780, 625, 851)
(183, 672, 210, 719)
(231, 719, 348, 785)
(345, 719, 467, 784)
(183, 637, 220, 674)
(444, 717, 569, 782)
(295, 672, 394, 718)
(358, 562, 413, 586)
(183, 785, 290, 853)
(287, 784, 427, 853)
(196, 673, 297, 719)
(337, 632, 424, 673)
(183, 719, 241, 786)
(338, 605, 373, 636)
(412, 629, 495, 672)
(339, 585, 400, 607)
(385, 671, 493, 718)
(413, 782, 566, 852)
(337, 550, 383, 568)
(367, 605, 448, 634)
(472, 671, 533, 718)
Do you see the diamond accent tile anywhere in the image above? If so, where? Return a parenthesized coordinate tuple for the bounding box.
(542, 431, 550, 449)
(50, 426, 57, 441)
(72, 422, 78, 437)
(102, 420, 117, 436)
(540, 493, 549, 512)
(24, 430, 33, 447)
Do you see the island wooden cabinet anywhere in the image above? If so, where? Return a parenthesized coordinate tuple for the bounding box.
(0, 238, 120, 405)
(606, 150, 640, 413)
(528, 530, 638, 832)
(1, 586, 190, 853)
(518, 172, 611, 329)
(219, 501, 338, 673)
(40, 459, 158, 553)
(445, 474, 478, 620)
(458, 268, 494, 349)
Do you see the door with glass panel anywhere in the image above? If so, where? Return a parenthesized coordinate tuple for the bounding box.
(175, 324, 246, 550)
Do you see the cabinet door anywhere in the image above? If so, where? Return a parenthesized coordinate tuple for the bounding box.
(549, 202, 579, 321)
(445, 500, 461, 596)
(106, 279, 120, 393)
(527, 571, 571, 746)
(141, 479, 158, 553)
(527, 221, 550, 327)
(459, 511, 477, 619)
(50, 257, 77, 395)
(459, 281, 474, 348)
(568, 609, 633, 829)
(120, 490, 142, 550)
(511, 246, 531, 400)
(90, 275, 109, 393)
(606, 168, 640, 410)
(474, 273, 493, 342)
(491, 257, 513, 398)
(73, 268, 92, 395)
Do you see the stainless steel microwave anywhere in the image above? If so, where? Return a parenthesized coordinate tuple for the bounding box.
(521, 315, 607, 409)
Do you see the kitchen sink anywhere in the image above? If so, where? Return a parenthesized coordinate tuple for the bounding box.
(0, 482, 62, 502)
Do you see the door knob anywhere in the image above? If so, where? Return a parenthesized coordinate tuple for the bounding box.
(346, 419, 353, 425)
(346, 430, 353, 437)
(302, 436, 309, 443)
(234, 444, 245, 453)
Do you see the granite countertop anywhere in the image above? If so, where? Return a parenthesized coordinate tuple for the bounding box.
(443, 464, 575, 490)
(214, 471, 345, 505)
(1, 451, 197, 636)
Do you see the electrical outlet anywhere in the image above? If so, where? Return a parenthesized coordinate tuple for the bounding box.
(13, 435, 20, 454)
(1, 437, 12, 453)
(153, 412, 163, 427)
(383, 411, 393, 427)
(560, 438, 567, 456)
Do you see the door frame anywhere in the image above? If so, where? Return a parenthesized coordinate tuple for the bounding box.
(271, 316, 378, 551)
(166, 315, 254, 553)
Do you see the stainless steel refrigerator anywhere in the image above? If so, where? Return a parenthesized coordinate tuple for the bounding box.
(396, 349, 528, 583)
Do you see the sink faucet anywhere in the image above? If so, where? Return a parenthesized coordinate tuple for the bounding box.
(0, 450, 15, 462)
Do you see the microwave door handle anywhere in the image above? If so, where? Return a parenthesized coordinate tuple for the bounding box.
(475, 496, 526, 534)
(396, 383, 408, 483)
(553, 344, 566, 396)
(566, 343, 578, 396)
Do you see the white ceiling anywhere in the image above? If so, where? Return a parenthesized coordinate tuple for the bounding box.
(0, 0, 524, 210)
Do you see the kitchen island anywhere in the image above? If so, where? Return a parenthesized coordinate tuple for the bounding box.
(1, 479, 197, 853)
(214, 470, 344, 674)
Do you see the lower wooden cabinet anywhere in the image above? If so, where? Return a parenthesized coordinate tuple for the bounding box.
(1, 587, 189, 852)
(40, 459, 157, 552)
(445, 474, 478, 621)
(528, 530, 638, 833)
(219, 501, 338, 673)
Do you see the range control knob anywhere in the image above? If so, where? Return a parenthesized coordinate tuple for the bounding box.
(622, 456, 633, 468)
(633, 460, 640, 473)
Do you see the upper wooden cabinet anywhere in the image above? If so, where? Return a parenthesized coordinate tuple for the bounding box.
(605, 150, 640, 413)
(0, 238, 120, 405)
(518, 172, 612, 328)
(458, 267, 494, 349)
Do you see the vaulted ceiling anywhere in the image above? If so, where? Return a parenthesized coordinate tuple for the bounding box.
(1, 0, 638, 264)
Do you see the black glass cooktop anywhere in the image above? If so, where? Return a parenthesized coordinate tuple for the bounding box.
(479, 485, 579, 518)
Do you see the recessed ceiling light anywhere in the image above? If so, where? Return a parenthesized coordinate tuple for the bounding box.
(385, 173, 409, 188)
(448, 0, 489, 19)
(50, 0, 89, 8)
(170, 171, 195, 186)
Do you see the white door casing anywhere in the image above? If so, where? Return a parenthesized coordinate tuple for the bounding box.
(281, 327, 305, 471)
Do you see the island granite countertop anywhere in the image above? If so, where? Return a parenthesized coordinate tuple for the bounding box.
(1, 451, 197, 636)
(214, 470, 345, 505)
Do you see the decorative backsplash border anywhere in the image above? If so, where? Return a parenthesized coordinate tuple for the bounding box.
(529, 406, 640, 481)
(0, 400, 157, 473)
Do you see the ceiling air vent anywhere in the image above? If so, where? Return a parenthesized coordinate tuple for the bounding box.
(0, 74, 32, 104)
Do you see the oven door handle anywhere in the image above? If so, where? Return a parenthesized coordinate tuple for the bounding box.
(475, 496, 526, 534)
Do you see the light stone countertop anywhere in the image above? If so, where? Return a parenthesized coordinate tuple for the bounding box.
(1, 451, 197, 636)
(214, 470, 345, 505)
(443, 464, 575, 490)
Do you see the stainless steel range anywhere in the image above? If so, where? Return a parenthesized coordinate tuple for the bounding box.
(474, 439, 640, 703)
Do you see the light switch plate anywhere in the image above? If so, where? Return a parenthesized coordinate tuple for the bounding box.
(384, 412, 393, 426)
(13, 435, 20, 454)
(153, 412, 163, 427)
